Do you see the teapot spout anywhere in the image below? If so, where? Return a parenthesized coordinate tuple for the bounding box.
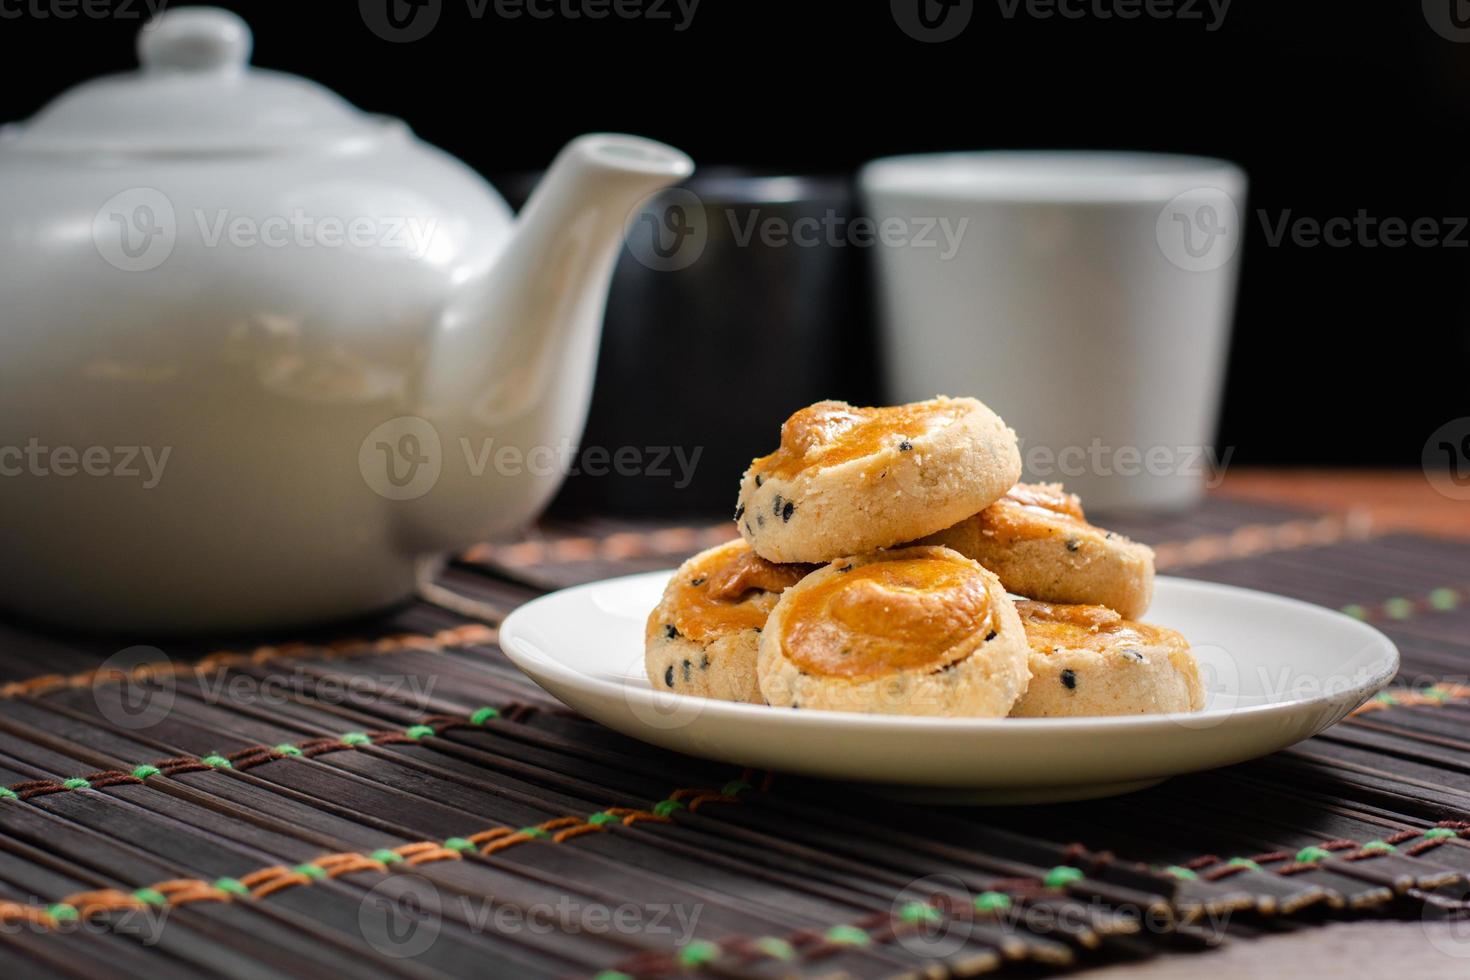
(399, 134, 693, 553)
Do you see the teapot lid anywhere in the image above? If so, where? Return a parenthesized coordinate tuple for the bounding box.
(5, 8, 394, 155)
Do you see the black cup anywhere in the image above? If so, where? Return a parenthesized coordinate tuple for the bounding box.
(496, 169, 879, 516)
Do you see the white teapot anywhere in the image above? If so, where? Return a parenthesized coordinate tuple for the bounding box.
(0, 8, 693, 633)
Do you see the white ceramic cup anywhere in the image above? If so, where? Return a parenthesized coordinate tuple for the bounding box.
(861, 151, 1246, 512)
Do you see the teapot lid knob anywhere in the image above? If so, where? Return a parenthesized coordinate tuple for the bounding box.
(138, 7, 252, 73)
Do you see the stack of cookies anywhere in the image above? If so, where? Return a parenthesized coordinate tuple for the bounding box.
(645, 397, 1205, 718)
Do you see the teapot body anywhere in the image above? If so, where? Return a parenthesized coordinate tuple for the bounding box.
(0, 7, 693, 634)
(0, 133, 520, 632)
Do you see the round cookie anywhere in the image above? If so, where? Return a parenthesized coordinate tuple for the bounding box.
(645, 539, 813, 703)
(736, 397, 1021, 564)
(916, 483, 1155, 619)
(1009, 601, 1204, 718)
(757, 546, 1030, 717)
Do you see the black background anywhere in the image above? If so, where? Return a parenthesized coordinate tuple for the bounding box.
(2, 0, 1465, 471)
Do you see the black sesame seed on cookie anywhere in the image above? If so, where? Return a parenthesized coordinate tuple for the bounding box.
(781, 501, 795, 522)
(1060, 668, 1077, 690)
(664, 624, 679, 639)
(663, 665, 675, 687)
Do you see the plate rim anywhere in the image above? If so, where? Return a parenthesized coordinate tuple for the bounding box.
(498, 571, 1400, 733)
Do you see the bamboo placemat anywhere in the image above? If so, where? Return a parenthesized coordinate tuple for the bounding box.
(2, 496, 1469, 978)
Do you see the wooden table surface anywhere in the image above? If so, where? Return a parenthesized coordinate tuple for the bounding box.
(1218, 468, 1470, 540)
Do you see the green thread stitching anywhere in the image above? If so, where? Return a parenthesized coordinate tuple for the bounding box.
(1295, 846, 1333, 864)
(721, 779, 753, 796)
(444, 837, 475, 853)
(370, 849, 404, 865)
(131, 764, 161, 779)
(404, 725, 435, 740)
(61, 778, 90, 790)
(1423, 828, 1458, 841)
(1226, 857, 1262, 871)
(898, 901, 941, 924)
(293, 864, 327, 880)
(1044, 865, 1084, 888)
(0, 787, 18, 801)
(340, 732, 372, 747)
(1361, 840, 1396, 853)
(1430, 588, 1460, 611)
(470, 706, 500, 724)
(45, 904, 78, 922)
(1384, 597, 1413, 620)
(1163, 865, 1198, 880)
(132, 888, 166, 907)
(677, 939, 721, 966)
(652, 799, 684, 817)
(825, 924, 871, 946)
(273, 744, 303, 757)
(587, 811, 617, 826)
(974, 891, 1013, 912)
(753, 936, 795, 960)
(213, 878, 250, 897)
(200, 755, 232, 769)
(518, 827, 549, 839)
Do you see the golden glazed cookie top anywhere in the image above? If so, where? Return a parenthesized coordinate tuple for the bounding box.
(750, 398, 967, 481)
(780, 551, 995, 680)
(1017, 600, 1182, 654)
(978, 483, 1094, 542)
(650, 540, 812, 644)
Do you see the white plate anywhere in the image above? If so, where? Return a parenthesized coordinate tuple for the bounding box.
(499, 574, 1398, 803)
